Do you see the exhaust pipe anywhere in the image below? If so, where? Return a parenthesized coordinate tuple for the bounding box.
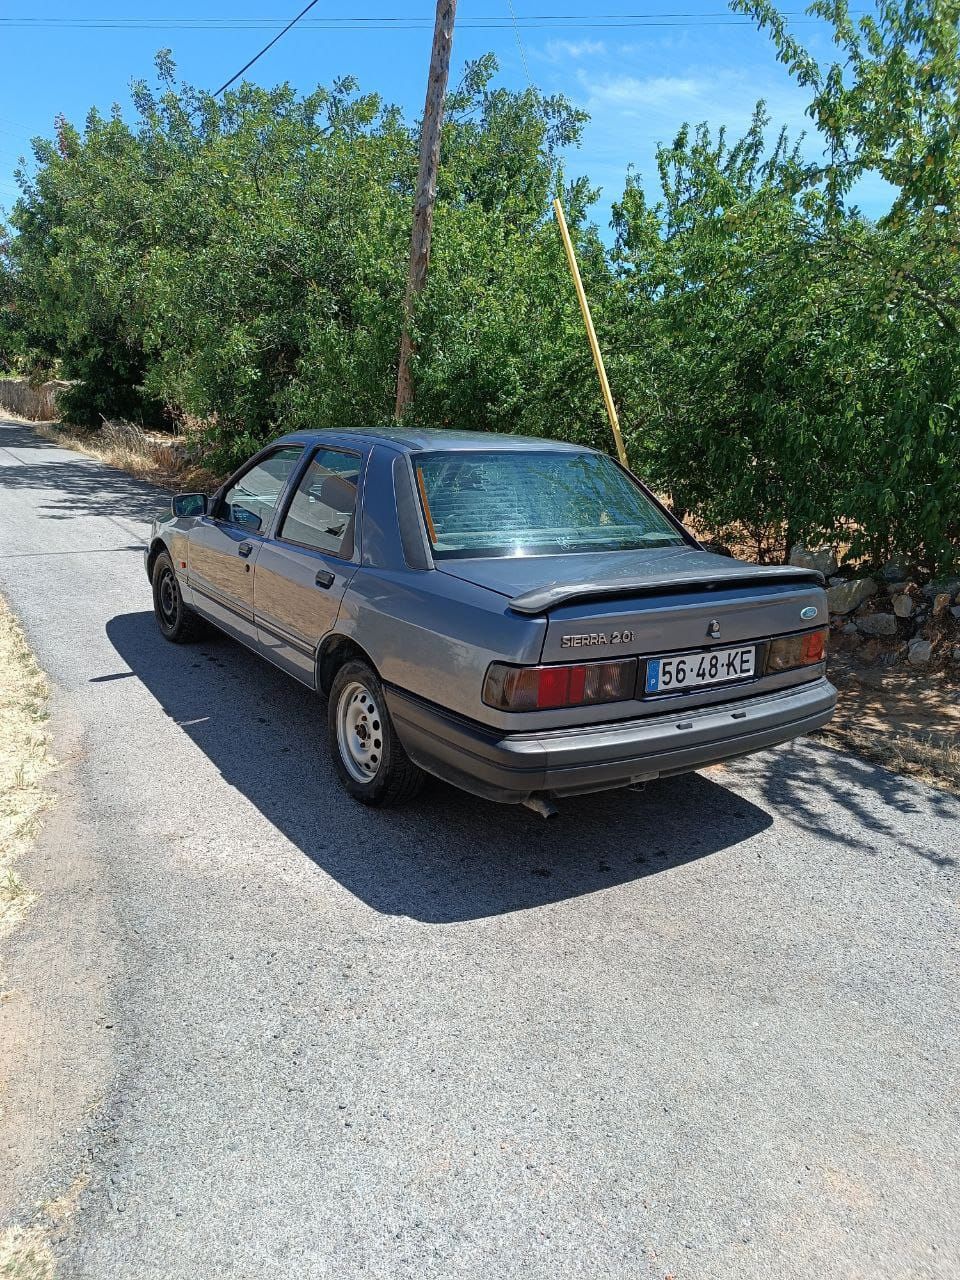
(522, 793, 559, 819)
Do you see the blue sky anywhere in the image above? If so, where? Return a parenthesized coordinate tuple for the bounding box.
(0, 2, 890, 233)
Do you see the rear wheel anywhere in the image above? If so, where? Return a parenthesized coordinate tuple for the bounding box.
(152, 550, 205, 643)
(328, 660, 424, 806)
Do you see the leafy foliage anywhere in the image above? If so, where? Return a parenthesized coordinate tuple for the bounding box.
(1, 3, 958, 573)
(612, 105, 960, 569)
(2, 54, 600, 470)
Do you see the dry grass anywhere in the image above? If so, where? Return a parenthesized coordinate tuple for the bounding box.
(0, 599, 53, 938)
(820, 655, 960, 792)
(32, 420, 219, 494)
(0, 1225, 55, 1280)
(818, 722, 960, 790)
(0, 605, 61, 1276)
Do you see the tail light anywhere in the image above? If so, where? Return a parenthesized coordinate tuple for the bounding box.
(483, 658, 637, 711)
(766, 628, 828, 673)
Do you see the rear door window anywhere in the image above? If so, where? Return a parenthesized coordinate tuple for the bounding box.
(278, 448, 361, 558)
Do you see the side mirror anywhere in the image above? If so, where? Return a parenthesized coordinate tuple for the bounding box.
(172, 493, 207, 518)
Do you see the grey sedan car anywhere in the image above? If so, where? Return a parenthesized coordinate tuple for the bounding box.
(146, 428, 836, 811)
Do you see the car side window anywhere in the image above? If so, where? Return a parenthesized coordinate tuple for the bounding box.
(220, 447, 303, 533)
(279, 448, 361, 558)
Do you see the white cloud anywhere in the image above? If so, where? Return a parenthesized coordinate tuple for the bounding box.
(543, 39, 607, 62)
(574, 64, 815, 147)
(578, 72, 706, 111)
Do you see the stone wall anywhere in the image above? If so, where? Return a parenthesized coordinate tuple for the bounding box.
(0, 377, 73, 421)
(792, 543, 960, 670)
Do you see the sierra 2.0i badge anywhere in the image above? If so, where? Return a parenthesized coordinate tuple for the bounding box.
(560, 630, 636, 648)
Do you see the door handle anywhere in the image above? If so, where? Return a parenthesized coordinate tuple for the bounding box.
(238, 542, 254, 559)
(315, 568, 335, 589)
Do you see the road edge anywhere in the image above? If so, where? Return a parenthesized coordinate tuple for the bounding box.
(0, 597, 113, 1277)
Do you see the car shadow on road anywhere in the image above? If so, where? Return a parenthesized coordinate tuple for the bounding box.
(0, 420, 169, 525)
(107, 610, 775, 922)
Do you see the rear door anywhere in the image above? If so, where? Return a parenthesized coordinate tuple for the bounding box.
(253, 445, 363, 683)
(188, 446, 304, 644)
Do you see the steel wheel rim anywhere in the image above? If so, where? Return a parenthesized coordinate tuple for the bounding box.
(336, 680, 384, 784)
(158, 568, 179, 627)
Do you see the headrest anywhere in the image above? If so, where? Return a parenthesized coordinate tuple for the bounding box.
(319, 474, 357, 513)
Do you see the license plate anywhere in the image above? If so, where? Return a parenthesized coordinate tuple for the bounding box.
(644, 645, 756, 695)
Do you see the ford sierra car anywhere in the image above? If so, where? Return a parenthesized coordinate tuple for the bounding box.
(146, 428, 836, 811)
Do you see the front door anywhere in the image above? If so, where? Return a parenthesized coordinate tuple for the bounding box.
(254, 446, 363, 683)
(188, 446, 304, 644)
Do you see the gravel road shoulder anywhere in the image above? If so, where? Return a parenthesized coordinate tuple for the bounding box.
(0, 597, 112, 1274)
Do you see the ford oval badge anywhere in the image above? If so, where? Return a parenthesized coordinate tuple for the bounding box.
(800, 606, 818, 620)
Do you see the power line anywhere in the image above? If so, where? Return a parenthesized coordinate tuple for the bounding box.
(211, 0, 323, 97)
(0, 10, 863, 29)
(507, 0, 535, 88)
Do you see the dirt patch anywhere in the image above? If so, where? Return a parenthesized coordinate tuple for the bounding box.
(820, 653, 960, 791)
(0, 604, 110, 1273)
(0, 599, 54, 945)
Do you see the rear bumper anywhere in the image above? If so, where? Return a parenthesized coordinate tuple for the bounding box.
(385, 676, 837, 804)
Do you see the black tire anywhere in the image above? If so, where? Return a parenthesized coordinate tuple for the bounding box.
(151, 550, 206, 643)
(328, 659, 424, 807)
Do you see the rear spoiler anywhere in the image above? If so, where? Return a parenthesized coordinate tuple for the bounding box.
(507, 566, 824, 616)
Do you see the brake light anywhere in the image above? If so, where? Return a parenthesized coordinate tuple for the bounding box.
(801, 629, 827, 663)
(483, 658, 637, 710)
(766, 628, 828, 673)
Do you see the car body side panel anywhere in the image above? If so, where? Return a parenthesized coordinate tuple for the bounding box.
(187, 518, 264, 645)
(250, 440, 370, 684)
(254, 543, 355, 684)
(358, 442, 412, 571)
(334, 568, 546, 717)
(150, 525, 195, 603)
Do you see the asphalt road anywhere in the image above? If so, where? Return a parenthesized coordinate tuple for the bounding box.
(0, 418, 958, 1280)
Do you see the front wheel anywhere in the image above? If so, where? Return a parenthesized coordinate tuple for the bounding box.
(152, 550, 205, 643)
(328, 660, 424, 806)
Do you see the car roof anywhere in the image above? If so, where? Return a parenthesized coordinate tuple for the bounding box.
(272, 426, 595, 455)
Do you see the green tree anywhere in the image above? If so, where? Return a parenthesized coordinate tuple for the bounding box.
(4, 53, 605, 468)
(728, 0, 960, 567)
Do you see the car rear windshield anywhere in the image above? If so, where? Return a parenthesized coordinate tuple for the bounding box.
(414, 450, 686, 559)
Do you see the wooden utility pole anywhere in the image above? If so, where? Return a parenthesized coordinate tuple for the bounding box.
(394, 0, 457, 418)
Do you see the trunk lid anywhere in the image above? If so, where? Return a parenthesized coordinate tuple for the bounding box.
(440, 545, 827, 666)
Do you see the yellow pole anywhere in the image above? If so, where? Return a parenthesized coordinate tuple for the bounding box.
(552, 197, 628, 468)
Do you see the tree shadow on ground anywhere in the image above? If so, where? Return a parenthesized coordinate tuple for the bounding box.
(106, 609, 779, 922)
(728, 738, 957, 869)
(0, 420, 170, 525)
